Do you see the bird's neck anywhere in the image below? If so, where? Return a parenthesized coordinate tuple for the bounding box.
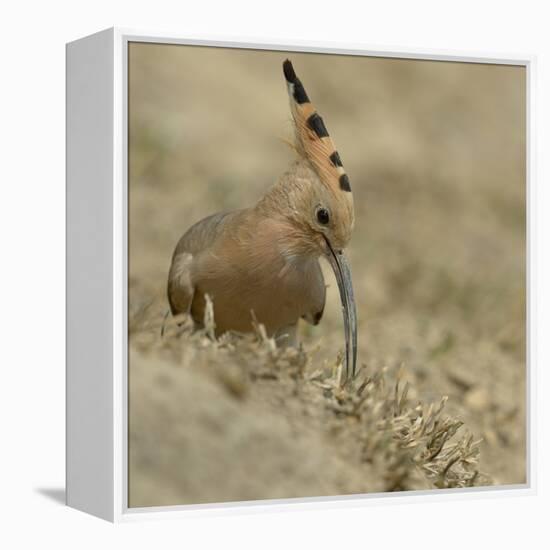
(238, 208, 317, 267)
(233, 158, 323, 270)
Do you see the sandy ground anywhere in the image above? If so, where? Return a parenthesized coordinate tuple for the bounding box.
(127, 44, 526, 507)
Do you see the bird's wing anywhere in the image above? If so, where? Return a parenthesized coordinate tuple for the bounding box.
(167, 251, 195, 316)
(167, 211, 237, 316)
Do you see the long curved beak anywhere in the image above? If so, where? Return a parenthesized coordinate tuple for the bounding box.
(323, 237, 358, 383)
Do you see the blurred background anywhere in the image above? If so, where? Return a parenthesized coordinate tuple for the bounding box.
(128, 43, 525, 506)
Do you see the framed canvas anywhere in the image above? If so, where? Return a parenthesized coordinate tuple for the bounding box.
(66, 27, 535, 522)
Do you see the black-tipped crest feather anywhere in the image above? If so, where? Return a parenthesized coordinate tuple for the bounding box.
(282, 59, 353, 197)
(339, 174, 352, 192)
(307, 113, 330, 138)
(330, 151, 343, 167)
(283, 59, 297, 83)
(283, 59, 310, 104)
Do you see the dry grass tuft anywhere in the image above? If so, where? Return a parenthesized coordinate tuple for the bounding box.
(129, 304, 490, 503)
(310, 361, 489, 492)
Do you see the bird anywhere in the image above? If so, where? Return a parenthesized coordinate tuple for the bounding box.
(167, 59, 357, 381)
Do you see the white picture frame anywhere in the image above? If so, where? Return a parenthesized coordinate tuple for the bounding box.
(66, 27, 536, 522)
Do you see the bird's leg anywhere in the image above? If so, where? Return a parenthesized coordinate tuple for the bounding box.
(274, 323, 298, 348)
(160, 309, 170, 338)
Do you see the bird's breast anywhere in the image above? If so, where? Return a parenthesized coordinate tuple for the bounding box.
(191, 223, 324, 336)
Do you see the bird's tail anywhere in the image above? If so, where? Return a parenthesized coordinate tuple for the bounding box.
(282, 59, 352, 195)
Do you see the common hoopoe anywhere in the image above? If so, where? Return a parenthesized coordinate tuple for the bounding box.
(167, 59, 357, 381)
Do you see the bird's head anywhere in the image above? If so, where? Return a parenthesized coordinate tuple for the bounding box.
(279, 59, 358, 382)
(282, 160, 354, 255)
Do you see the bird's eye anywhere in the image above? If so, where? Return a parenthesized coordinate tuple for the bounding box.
(316, 207, 330, 225)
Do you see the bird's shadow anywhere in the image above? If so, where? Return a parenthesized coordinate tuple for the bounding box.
(36, 487, 66, 505)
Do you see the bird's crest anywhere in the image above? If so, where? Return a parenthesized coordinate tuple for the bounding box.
(283, 59, 352, 195)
